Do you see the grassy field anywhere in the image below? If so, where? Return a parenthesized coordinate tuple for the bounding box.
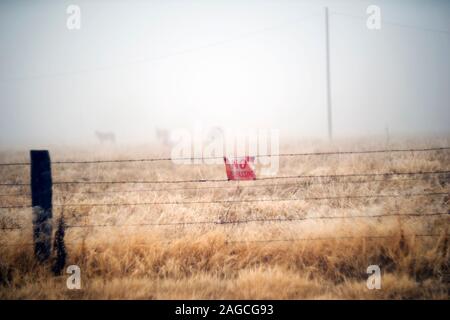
(0, 136, 449, 299)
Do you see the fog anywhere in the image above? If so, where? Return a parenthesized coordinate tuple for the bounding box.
(0, 0, 449, 148)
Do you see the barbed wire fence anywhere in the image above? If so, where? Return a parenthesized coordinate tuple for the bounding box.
(0, 147, 449, 260)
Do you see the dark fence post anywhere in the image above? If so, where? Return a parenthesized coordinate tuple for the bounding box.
(30, 150, 53, 262)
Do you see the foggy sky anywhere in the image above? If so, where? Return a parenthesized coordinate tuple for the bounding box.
(0, 0, 449, 148)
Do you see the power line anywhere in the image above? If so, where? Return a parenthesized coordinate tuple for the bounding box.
(0, 11, 321, 83)
(1, 9, 448, 84)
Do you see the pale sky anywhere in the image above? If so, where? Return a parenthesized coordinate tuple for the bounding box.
(0, 0, 449, 148)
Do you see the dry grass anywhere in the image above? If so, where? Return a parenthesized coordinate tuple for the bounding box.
(0, 135, 449, 299)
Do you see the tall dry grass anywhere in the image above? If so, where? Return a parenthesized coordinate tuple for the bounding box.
(0, 135, 448, 299)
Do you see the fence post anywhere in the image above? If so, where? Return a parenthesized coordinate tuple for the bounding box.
(30, 150, 53, 263)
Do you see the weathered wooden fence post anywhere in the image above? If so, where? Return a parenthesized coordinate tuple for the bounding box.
(30, 150, 53, 262)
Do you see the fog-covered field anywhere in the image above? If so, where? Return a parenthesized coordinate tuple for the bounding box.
(0, 136, 448, 299)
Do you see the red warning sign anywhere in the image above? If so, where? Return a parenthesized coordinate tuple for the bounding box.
(223, 156, 256, 180)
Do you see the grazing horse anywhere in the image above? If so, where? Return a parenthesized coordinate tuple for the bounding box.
(95, 131, 116, 144)
(155, 128, 174, 147)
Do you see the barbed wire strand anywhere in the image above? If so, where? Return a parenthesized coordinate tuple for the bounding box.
(0, 233, 445, 247)
(0, 191, 447, 209)
(56, 191, 450, 207)
(225, 233, 445, 244)
(0, 173, 447, 197)
(2, 169, 448, 187)
(44, 170, 450, 186)
(62, 211, 450, 229)
(0, 147, 448, 167)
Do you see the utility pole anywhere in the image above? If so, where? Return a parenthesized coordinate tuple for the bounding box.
(324, 7, 333, 140)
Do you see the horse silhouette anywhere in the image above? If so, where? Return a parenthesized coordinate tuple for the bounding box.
(95, 131, 116, 144)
